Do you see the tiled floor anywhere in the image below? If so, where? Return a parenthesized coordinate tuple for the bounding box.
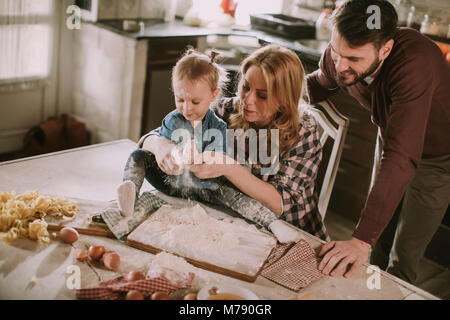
(324, 210, 450, 300)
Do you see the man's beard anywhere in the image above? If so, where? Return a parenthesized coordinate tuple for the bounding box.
(335, 57, 382, 86)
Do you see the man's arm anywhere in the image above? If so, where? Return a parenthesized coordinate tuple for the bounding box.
(318, 52, 435, 278)
(306, 46, 340, 104)
(352, 54, 435, 246)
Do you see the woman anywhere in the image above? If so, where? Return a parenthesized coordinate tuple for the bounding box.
(136, 44, 329, 242)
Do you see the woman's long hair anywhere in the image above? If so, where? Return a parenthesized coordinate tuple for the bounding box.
(229, 44, 306, 158)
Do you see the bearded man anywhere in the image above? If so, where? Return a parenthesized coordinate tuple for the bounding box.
(307, 0, 450, 284)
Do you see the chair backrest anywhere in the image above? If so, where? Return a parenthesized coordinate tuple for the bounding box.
(307, 99, 349, 220)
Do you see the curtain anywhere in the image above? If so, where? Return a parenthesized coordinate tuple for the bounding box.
(0, 0, 54, 91)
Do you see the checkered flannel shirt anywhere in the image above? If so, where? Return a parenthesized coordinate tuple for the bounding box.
(139, 97, 329, 242)
(212, 97, 329, 241)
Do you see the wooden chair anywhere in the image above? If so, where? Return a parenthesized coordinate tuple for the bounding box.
(307, 99, 349, 220)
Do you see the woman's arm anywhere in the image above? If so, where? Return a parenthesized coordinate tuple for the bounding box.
(225, 163, 283, 215)
(189, 154, 283, 215)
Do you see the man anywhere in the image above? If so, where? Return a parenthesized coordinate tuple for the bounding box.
(306, 0, 450, 284)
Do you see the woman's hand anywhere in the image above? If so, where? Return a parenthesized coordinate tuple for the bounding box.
(189, 151, 236, 179)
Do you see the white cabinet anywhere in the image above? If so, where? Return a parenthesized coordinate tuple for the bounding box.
(71, 22, 148, 143)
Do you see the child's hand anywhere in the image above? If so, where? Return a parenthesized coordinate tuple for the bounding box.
(155, 144, 184, 175)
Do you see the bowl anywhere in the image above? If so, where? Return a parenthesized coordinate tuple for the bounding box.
(197, 283, 259, 300)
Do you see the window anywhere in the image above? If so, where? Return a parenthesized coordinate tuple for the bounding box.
(0, 0, 54, 84)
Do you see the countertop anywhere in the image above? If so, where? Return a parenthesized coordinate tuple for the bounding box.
(0, 140, 439, 300)
(91, 18, 323, 64)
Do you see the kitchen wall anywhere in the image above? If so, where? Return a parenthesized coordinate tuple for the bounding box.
(70, 23, 148, 144)
(0, 0, 62, 155)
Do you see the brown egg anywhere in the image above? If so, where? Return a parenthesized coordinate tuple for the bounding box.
(74, 248, 88, 261)
(125, 270, 146, 282)
(88, 245, 105, 260)
(151, 291, 170, 300)
(183, 293, 197, 300)
(126, 290, 144, 300)
(59, 227, 79, 244)
(102, 251, 120, 270)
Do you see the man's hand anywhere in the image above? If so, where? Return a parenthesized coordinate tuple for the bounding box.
(318, 237, 371, 278)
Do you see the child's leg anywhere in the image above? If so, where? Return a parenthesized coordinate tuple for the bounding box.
(118, 149, 152, 216)
(205, 184, 301, 243)
(209, 184, 278, 228)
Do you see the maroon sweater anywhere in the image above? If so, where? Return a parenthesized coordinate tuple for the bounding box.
(306, 27, 450, 246)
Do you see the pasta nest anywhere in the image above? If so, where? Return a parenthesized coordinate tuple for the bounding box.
(0, 191, 78, 244)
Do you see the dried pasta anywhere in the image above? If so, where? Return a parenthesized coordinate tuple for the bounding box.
(0, 191, 78, 244)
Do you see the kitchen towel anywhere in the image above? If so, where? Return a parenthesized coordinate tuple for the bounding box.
(101, 191, 168, 240)
(261, 239, 324, 291)
(75, 274, 193, 300)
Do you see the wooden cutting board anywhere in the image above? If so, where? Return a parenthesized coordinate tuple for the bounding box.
(126, 204, 277, 282)
(44, 197, 114, 238)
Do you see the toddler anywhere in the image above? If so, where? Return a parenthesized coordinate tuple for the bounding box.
(118, 49, 228, 216)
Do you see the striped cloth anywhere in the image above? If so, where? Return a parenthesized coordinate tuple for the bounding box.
(261, 239, 324, 291)
(75, 274, 193, 300)
(101, 191, 168, 240)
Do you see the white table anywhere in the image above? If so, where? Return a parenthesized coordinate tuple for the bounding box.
(0, 139, 439, 300)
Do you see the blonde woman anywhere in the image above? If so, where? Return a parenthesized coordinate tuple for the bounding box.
(139, 44, 329, 242)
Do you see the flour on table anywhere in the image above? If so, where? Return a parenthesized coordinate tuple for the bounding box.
(147, 251, 198, 286)
(128, 204, 277, 277)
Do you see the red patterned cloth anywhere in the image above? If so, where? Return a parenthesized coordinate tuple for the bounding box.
(75, 274, 194, 300)
(261, 239, 324, 291)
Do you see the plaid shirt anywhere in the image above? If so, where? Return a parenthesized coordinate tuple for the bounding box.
(211, 97, 329, 242)
(139, 98, 329, 241)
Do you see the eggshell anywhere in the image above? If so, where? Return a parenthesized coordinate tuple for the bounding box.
(126, 290, 144, 300)
(88, 246, 105, 260)
(102, 251, 120, 270)
(59, 227, 79, 244)
(151, 291, 170, 300)
(125, 271, 146, 282)
(74, 248, 88, 261)
(183, 293, 197, 300)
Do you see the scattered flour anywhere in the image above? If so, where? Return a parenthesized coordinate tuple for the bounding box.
(128, 204, 277, 277)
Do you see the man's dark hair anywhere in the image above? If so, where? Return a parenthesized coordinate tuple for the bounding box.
(332, 0, 398, 49)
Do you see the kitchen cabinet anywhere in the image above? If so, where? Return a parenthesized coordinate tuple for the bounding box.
(141, 36, 204, 135)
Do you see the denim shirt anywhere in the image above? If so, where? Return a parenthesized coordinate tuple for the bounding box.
(160, 109, 227, 153)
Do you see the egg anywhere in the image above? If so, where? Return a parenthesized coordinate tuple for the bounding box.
(102, 251, 120, 270)
(59, 227, 79, 244)
(183, 293, 197, 300)
(125, 270, 146, 282)
(126, 290, 144, 300)
(88, 245, 105, 260)
(151, 291, 170, 300)
(74, 248, 88, 261)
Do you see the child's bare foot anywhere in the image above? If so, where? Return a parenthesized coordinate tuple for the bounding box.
(117, 181, 136, 217)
